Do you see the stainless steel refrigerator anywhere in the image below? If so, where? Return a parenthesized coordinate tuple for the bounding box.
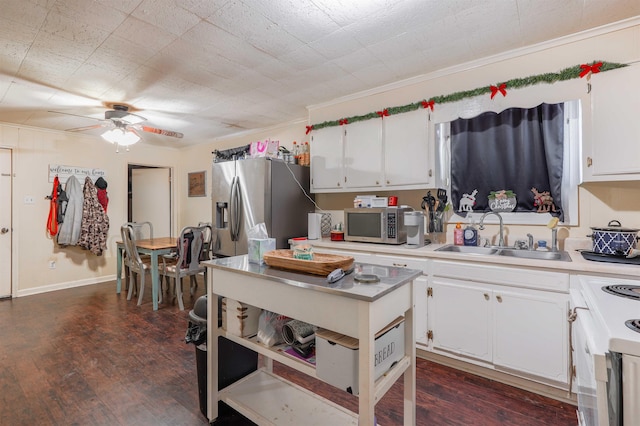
(212, 157, 313, 257)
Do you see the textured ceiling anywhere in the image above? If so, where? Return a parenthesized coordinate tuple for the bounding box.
(0, 0, 639, 148)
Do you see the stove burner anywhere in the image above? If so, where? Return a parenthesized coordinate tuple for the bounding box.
(602, 285, 640, 300)
(625, 319, 640, 333)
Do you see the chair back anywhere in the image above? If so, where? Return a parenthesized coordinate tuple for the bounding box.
(176, 225, 211, 271)
(197, 222, 213, 261)
(124, 221, 153, 240)
(121, 224, 145, 267)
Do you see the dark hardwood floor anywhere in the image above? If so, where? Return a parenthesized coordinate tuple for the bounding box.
(0, 278, 578, 425)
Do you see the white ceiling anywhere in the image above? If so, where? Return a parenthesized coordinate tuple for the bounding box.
(1, 0, 639, 148)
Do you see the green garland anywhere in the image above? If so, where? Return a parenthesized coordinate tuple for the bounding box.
(309, 61, 626, 132)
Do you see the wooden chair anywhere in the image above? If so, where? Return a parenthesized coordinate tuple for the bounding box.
(120, 224, 152, 305)
(124, 221, 153, 240)
(159, 225, 210, 310)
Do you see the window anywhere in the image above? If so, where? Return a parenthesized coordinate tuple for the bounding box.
(435, 100, 581, 225)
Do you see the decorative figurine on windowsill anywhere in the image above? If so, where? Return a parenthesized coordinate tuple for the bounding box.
(458, 189, 478, 212)
(531, 187, 557, 213)
(488, 189, 516, 212)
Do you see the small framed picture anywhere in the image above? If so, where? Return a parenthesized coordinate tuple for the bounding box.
(188, 171, 206, 197)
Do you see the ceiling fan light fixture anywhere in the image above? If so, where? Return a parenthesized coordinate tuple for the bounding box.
(101, 128, 140, 146)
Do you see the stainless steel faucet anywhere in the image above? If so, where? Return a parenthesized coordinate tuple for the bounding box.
(550, 228, 558, 252)
(527, 233, 534, 251)
(478, 211, 505, 247)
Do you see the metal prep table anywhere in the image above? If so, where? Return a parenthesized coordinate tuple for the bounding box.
(204, 255, 421, 425)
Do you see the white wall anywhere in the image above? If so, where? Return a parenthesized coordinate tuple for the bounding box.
(0, 124, 180, 296)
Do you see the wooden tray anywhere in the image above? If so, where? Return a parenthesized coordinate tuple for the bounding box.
(263, 249, 354, 276)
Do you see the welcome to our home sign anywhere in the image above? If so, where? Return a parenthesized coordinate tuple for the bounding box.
(48, 164, 107, 184)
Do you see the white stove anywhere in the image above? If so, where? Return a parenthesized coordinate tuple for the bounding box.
(570, 275, 640, 426)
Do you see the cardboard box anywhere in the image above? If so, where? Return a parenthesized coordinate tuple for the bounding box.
(248, 238, 276, 264)
(221, 298, 261, 337)
(315, 317, 404, 395)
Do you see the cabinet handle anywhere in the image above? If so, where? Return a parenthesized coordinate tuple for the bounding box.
(376, 180, 379, 185)
(496, 295, 503, 303)
(386, 180, 390, 184)
(484, 293, 489, 301)
(586, 157, 593, 167)
(393, 263, 407, 268)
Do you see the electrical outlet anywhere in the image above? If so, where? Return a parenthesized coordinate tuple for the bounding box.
(24, 196, 35, 204)
(49, 261, 56, 269)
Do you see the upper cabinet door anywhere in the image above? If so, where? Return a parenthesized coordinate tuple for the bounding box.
(589, 64, 640, 178)
(310, 126, 344, 192)
(344, 119, 383, 188)
(384, 108, 431, 187)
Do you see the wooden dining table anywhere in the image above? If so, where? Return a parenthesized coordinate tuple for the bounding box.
(116, 237, 176, 311)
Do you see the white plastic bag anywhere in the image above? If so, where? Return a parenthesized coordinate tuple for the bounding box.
(257, 310, 290, 347)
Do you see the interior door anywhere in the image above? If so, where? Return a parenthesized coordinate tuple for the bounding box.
(0, 148, 12, 298)
(131, 167, 172, 238)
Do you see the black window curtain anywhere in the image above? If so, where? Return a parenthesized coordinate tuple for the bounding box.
(450, 103, 564, 221)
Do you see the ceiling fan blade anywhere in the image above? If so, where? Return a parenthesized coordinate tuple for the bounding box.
(139, 125, 184, 138)
(66, 124, 107, 132)
(48, 110, 103, 121)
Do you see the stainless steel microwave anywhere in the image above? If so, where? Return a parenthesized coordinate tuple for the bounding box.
(344, 207, 411, 244)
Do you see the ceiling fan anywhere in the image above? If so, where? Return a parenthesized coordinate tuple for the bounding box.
(48, 104, 184, 147)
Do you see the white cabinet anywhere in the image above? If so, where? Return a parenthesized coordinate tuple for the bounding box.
(383, 108, 431, 188)
(586, 64, 640, 180)
(310, 126, 344, 191)
(493, 287, 568, 384)
(310, 109, 431, 193)
(429, 278, 492, 361)
(344, 120, 383, 188)
(428, 260, 569, 388)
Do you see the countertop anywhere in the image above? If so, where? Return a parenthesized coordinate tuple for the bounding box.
(203, 255, 422, 302)
(310, 237, 640, 279)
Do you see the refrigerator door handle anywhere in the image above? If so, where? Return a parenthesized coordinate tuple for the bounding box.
(230, 176, 240, 241)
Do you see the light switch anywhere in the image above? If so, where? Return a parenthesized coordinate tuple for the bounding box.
(24, 196, 35, 204)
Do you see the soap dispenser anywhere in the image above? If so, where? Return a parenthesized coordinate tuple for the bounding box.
(463, 220, 478, 246)
(454, 223, 464, 245)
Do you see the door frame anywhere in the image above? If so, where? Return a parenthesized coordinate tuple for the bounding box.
(128, 163, 174, 237)
(0, 147, 13, 299)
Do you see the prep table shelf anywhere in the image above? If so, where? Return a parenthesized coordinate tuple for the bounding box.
(219, 368, 359, 426)
(205, 256, 420, 425)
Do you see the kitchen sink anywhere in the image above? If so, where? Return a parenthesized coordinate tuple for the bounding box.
(436, 244, 572, 262)
(435, 245, 500, 255)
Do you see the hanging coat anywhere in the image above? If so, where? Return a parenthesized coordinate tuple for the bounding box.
(77, 177, 110, 255)
(95, 177, 109, 213)
(47, 176, 60, 237)
(57, 175, 84, 246)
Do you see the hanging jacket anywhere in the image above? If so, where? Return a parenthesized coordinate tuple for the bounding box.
(95, 177, 109, 213)
(77, 177, 110, 255)
(57, 175, 84, 246)
(47, 176, 60, 237)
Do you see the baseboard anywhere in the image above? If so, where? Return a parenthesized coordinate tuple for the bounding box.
(16, 275, 116, 298)
(417, 348, 577, 405)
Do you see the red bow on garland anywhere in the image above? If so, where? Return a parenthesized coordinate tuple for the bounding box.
(376, 109, 389, 118)
(421, 100, 435, 111)
(305, 125, 314, 135)
(579, 62, 603, 78)
(490, 83, 507, 99)
(339, 118, 349, 125)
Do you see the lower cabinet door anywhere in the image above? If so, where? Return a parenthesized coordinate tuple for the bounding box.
(414, 275, 428, 346)
(429, 278, 492, 362)
(493, 287, 569, 385)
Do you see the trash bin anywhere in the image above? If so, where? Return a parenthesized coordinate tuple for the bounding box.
(186, 294, 258, 421)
